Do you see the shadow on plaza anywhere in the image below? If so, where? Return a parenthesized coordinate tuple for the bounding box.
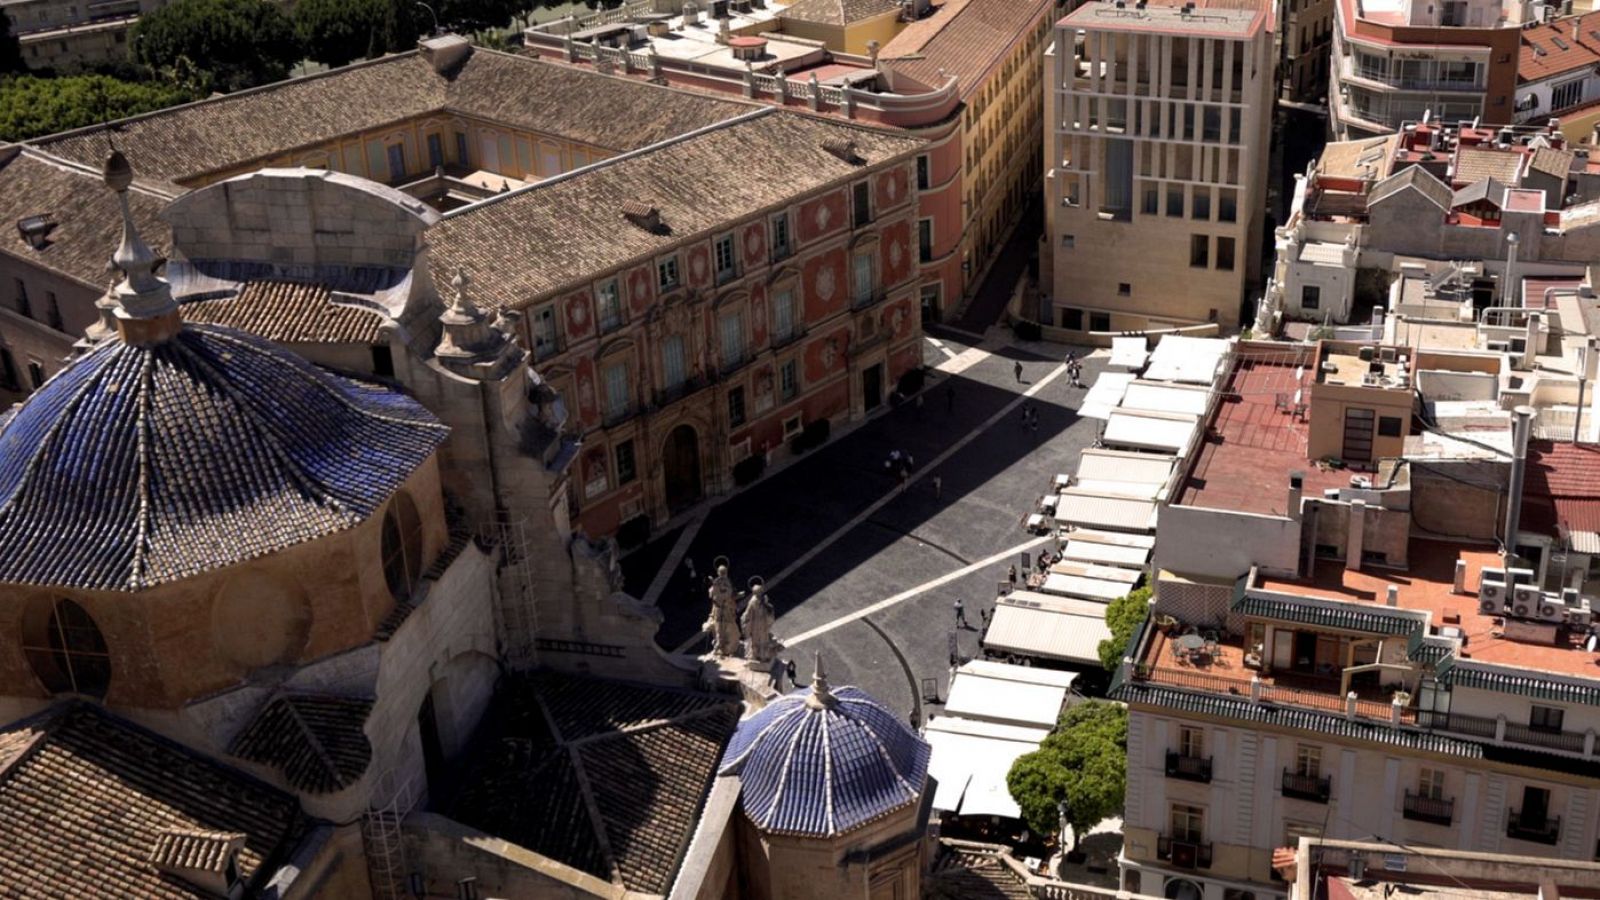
(633, 346, 1095, 652)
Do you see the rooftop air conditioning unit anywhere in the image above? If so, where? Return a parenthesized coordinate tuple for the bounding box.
(1350, 475, 1373, 489)
(1562, 586, 1581, 607)
(1479, 579, 1508, 614)
(1538, 595, 1566, 622)
(1511, 583, 1543, 619)
(1509, 567, 1537, 587)
(1487, 339, 1512, 352)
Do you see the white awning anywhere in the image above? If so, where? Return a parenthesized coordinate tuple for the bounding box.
(1074, 449, 1176, 487)
(1109, 336, 1150, 371)
(1054, 491, 1158, 532)
(1040, 572, 1131, 601)
(1048, 559, 1141, 584)
(924, 718, 1049, 819)
(983, 598, 1113, 664)
(1080, 372, 1135, 420)
(943, 660, 1075, 728)
(1120, 381, 1212, 416)
(1102, 409, 1199, 455)
(1064, 536, 1153, 568)
(1072, 479, 1161, 500)
(1145, 335, 1229, 384)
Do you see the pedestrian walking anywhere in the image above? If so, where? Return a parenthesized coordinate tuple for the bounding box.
(898, 466, 909, 492)
(932, 475, 942, 500)
(1069, 359, 1084, 388)
(945, 383, 955, 412)
(954, 598, 970, 628)
(1030, 418, 1039, 438)
(1008, 564, 1018, 585)
(684, 557, 697, 584)
(914, 393, 924, 420)
(1014, 360, 1024, 382)
(785, 658, 798, 685)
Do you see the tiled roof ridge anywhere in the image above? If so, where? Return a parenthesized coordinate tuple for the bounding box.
(278, 694, 352, 791)
(533, 688, 623, 885)
(563, 699, 742, 747)
(442, 106, 777, 220)
(11, 146, 180, 202)
(883, 0, 977, 55)
(0, 715, 54, 790)
(0, 339, 120, 520)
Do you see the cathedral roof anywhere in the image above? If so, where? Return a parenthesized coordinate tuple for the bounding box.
(0, 324, 449, 591)
(719, 677, 930, 837)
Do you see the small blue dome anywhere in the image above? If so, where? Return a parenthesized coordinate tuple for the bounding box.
(719, 678, 929, 837)
(0, 324, 449, 591)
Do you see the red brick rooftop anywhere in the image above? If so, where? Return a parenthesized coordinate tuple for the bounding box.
(1261, 540, 1600, 680)
(1178, 354, 1348, 515)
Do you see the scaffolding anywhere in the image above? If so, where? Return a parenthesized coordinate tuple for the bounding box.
(491, 511, 539, 671)
(362, 769, 417, 900)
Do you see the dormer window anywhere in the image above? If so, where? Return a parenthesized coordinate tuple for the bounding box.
(622, 200, 665, 234)
(823, 138, 862, 165)
(16, 215, 56, 250)
(149, 829, 246, 897)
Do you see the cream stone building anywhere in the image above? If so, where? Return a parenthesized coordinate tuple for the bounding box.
(1044, 0, 1275, 338)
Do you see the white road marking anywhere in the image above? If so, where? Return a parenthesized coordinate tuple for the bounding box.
(644, 513, 707, 608)
(925, 335, 958, 359)
(779, 534, 1054, 646)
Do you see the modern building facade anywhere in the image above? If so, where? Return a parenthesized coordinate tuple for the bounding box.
(1044, 0, 1275, 337)
(1328, 0, 1527, 138)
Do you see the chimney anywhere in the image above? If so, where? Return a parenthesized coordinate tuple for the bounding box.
(1288, 471, 1304, 520)
(1347, 499, 1367, 571)
(1386, 585, 1399, 607)
(1525, 311, 1541, 363)
(1505, 405, 1535, 560)
(1454, 558, 1468, 593)
(418, 34, 473, 73)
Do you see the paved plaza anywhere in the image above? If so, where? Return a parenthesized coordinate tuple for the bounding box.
(621, 326, 1105, 719)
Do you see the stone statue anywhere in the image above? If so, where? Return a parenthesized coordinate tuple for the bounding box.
(740, 580, 781, 663)
(703, 562, 740, 657)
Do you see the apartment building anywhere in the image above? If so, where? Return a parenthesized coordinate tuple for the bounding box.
(523, 0, 1057, 323)
(1044, 0, 1275, 337)
(1280, 0, 1334, 103)
(1514, 11, 1600, 140)
(1329, 0, 1527, 138)
(1, 0, 164, 71)
(1110, 338, 1600, 900)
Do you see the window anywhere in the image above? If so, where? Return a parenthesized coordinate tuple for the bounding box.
(1295, 744, 1321, 777)
(1142, 184, 1159, 215)
(1418, 767, 1445, 801)
(1216, 237, 1235, 271)
(0, 348, 16, 389)
(44, 291, 61, 331)
(427, 133, 444, 169)
(1552, 78, 1584, 111)
(1061, 308, 1084, 330)
(780, 359, 798, 400)
(597, 279, 622, 333)
(770, 213, 791, 260)
(371, 345, 395, 377)
(1192, 190, 1211, 221)
(531, 305, 558, 360)
(771, 287, 797, 344)
(604, 362, 630, 419)
(615, 440, 637, 484)
(380, 493, 423, 603)
(1062, 234, 1076, 249)
(1118, 283, 1132, 296)
(1167, 187, 1183, 218)
(728, 385, 746, 426)
(1090, 311, 1111, 331)
(27, 362, 44, 389)
(1190, 235, 1209, 268)
(853, 181, 872, 227)
(1169, 804, 1204, 843)
(658, 255, 680, 291)
(386, 143, 407, 181)
(1530, 704, 1565, 733)
(714, 235, 737, 283)
(1301, 285, 1321, 310)
(13, 278, 29, 318)
(720, 312, 745, 368)
(661, 335, 687, 391)
(1179, 726, 1204, 758)
(455, 132, 470, 166)
(22, 598, 110, 698)
(918, 219, 934, 263)
(1219, 189, 1238, 224)
(916, 154, 930, 190)
(1378, 416, 1403, 437)
(852, 252, 875, 305)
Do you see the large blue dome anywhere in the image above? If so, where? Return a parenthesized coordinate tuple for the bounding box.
(719, 680, 929, 837)
(0, 324, 449, 591)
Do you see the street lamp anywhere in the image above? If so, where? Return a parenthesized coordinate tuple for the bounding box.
(415, 1, 440, 36)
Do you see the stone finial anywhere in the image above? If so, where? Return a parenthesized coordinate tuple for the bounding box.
(84, 277, 120, 343)
(806, 651, 837, 709)
(103, 150, 176, 324)
(436, 267, 512, 373)
(866, 38, 880, 67)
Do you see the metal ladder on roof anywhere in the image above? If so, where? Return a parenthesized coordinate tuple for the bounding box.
(491, 511, 539, 672)
(362, 769, 417, 900)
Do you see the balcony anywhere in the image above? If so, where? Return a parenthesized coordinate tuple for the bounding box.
(1281, 769, 1331, 803)
(1402, 791, 1454, 826)
(1416, 710, 1586, 754)
(1156, 836, 1213, 870)
(1506, 811, 1561, 845)
(1165, 751, 1213, 783)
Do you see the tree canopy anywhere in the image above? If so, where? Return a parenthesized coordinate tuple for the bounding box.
(0, 74, 192, 141)
(437, 0, 525, 35)
(1006, 700, 1127, 846)
(1098, 585, 1151, 672)
(131, 0, 301, 93)
(295, 0, 424, 69)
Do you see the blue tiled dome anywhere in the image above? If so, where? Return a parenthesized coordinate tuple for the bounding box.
(719, 679, 929, 837)
(0, 324, 449, 591)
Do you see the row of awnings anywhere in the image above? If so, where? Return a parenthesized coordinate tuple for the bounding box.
(983, 591, 1115, 666)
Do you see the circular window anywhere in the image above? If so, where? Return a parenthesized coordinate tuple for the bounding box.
(21, 598, 111, 698)
(381, 492, 424, 603)
(1166, 879, 1204, 900)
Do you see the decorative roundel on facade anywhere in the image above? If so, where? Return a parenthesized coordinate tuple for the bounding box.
(569, 298, 588, 327)
(691, 253, 708, 282)
(630, 270, 649, 300)
(821, 340, 838, 369)
(889, 241, 904, 268)
(886, 175, 899, 201)
(578, 374, 594, 406)
(816, 265, 836, 302)
(815, 203, 832, 231)
(745, 229, 762, 257)
(891, 306, 907, 332)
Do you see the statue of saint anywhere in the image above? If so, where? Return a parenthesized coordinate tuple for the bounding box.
(740, 581, 782, 663)
(702, 562, 740, 657)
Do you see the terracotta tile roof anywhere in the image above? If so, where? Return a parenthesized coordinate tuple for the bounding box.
(1519, 11, 1600, 83)
(178, 280, 386, 344)
(0, 703, 302, 899)
(0, 325, 449, 590)
(1454, 147, 1525, 186)
(31, 50, 754, 191)
(1522, 439, 1600, 538)
(0, 149, 171, 291)
(1530, 146, 1577, 180)
(148, 830, 244, 873)
(230, 694, 374, 794)
(881, 0, 1053, 98)
(450, 673, 740, 895)
(1370, 164, 1452, 209)
(429, 110, 924, 310)
(780, 0, 901, 26)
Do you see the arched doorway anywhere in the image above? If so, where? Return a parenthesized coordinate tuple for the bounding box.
(662, 424, 703, 513)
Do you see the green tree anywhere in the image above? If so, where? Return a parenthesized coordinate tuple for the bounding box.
(1098, 585, 1151, 672)
(0, 74, 192, 141)
(0, 11, 24, 75)
(295, 0, 423, 68)
(132, 0, 301, 93)
(437, 0, 525, 35)
(1006, 700, 1127, 849)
